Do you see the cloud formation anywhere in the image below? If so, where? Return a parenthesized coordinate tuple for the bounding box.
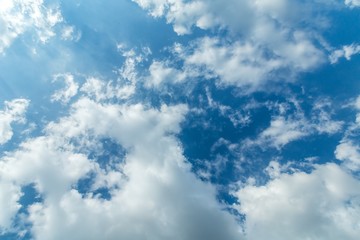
(133, 0, 331, 91)
(0, 83, 243, 239)
(0, 98, 29, 145)
(0, 0, 63, 54)
(1, 0, 360, 239)
(234, 163, 360, 240)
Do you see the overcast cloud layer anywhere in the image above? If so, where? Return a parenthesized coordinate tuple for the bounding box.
(0, 0, 360, 239)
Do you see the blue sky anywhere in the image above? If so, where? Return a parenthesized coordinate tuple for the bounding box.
(1, 0, 360, 239)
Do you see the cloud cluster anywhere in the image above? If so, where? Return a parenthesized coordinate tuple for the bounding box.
(0, 0, 63, 54)
(0, 80, 243, 239)
(1, 1, 360, 239)
(234, 163, 360, 240)
(135, 0, 331, 91)
(244, 98, 343, 149)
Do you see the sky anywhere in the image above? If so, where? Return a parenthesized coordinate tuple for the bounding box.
(0, 0, 360, 239)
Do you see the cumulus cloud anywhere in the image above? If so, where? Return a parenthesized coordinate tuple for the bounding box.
(148, 34, 323, 91)
(133, 0, 330, 35)
(145, 61, 187, 88)
(133, 0, 329, 90)
(0, 98, 30, 145)
(234, 163, 360, 240)
(335, 141, 360, 171)
(0, 0, 63, 54)
(0, 94, 243, 239)
(0, 182, 22, 232)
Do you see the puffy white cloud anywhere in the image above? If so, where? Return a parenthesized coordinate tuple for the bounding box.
(181, 37, 283, 89)
(51, 73, 79, 104)
(0, 182, 22, 232)
(335, 141, 360, 171)
(161, 34, 323, 90)
(234, 163, 360, 240)
(145, 61, 187, 88)
(0, 0, 63, 54)
(134, 0, 338, 36)
(133, 0, 334, 90)
(132, 0, 213, 35)
(329, 44, 360, 64)
(0, 96, 244, 239)
(0, 98, 29, 145)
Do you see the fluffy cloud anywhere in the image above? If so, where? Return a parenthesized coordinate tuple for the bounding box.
(0, 182, 21, 232)
(0, 0, 63, 54)
(145, 61, 187, 88)
(0, 93, 243, 239)
(335, 141, 360, 171)
(147, 33, 323, 91)
(134, 0, 329, 90)
(0, 98, 29, 145)
(133, 0, 330, 35)
(234, 163, 360, 240)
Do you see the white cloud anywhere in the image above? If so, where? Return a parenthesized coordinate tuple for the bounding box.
(355, 95, 360, 110)
(0, 182, 22, 232)
(335, 141, 360, 171)
(0, 96, 244, 239)
(181, 37, 283, 89)
(0, 98, 30, 145)
(329, 44, 360, 64)
(234, 163, 360, 240)
(133, 0, 337, 90)
(145, 61, 186, 88)
(244, 98, 343, 149)
(80, 77, 135, 101)
(160, 32, 324, 91)
(334, 95, 360, 171)
(51, 73, 79, 104)
(132, 0, 214, 35)
(0, 0, 63, 54)
(61, 25, 81, 41)
(345, 0, 360, 7)
(258, 116, 308, 149)
(80, 46, 152, 101)
(134, 0, 336, 36)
